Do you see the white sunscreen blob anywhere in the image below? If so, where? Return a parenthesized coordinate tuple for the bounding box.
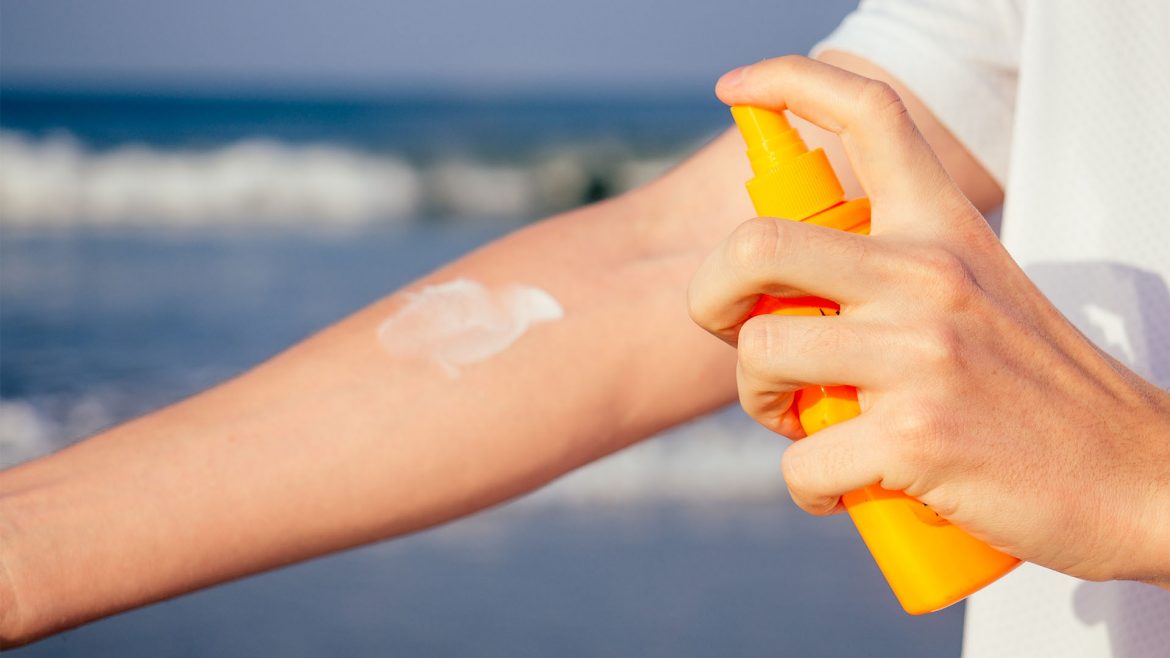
(376, 278, 564, 377)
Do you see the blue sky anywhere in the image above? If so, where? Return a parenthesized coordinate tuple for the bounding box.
(1, 0, 855, 92)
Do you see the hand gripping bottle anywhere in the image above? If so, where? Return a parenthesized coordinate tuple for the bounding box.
(731, 105, 1019, 614)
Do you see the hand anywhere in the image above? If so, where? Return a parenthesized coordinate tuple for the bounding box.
(687, 56, 1170, 586)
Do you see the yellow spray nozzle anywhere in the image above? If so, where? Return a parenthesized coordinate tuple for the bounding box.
(731, 106, 809, 176)
(732, 106, 801, 159)
(730, 105, 844, 221)
(731, 105, 793, 145)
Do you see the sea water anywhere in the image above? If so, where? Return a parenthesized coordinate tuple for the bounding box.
(0, 91, 722, 227)
(0, 92, 963, 657)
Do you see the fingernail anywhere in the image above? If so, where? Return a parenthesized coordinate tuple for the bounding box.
(719, 65, 748, 88)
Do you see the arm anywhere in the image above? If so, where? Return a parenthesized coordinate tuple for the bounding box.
(0, 52, 1003, 644)
(0, 135, 745, 644)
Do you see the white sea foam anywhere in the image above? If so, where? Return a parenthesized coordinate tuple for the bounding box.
(0, 399, 59, 468)
(0, 131, 684, 228)
(0, 394, 125, 468)
(0, 131, 421, 228)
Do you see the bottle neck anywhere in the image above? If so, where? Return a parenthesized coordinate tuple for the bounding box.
(745, 125, 810, 178)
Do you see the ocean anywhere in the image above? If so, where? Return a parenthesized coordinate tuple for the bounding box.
(0, 92, 963, 656)
(0, 90, 723, 227)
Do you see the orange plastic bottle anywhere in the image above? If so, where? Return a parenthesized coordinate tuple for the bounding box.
(731, 106, 1019, 614)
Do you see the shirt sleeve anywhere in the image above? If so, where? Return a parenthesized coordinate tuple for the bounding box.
(812, 0, 1023, 186)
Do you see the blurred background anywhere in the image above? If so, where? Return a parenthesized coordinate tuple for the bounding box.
(1, 1, 965, 656)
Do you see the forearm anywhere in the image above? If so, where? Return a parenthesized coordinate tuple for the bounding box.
(0, 133, 754, 644)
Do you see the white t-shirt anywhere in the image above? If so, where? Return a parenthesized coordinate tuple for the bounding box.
(814, 1, 1170, 656)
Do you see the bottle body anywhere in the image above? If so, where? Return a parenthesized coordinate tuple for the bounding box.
(748, 198, 1019, 614)
(732, 106, 1019, 614)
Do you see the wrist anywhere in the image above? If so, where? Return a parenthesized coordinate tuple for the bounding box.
(1136, 481, 1170, 590)
(1115, 384, 1170, 588)
(0, 490, 33, 647)
(1141, 400, 1170, 588)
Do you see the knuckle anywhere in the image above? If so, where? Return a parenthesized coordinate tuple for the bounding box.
(736, 315, 779, 372)
(858, 79, 908, 123)
(912, 247, 979, 311)
(794, 494, 836, 516)
(737, 386, 774, 432)
(816, 227, 874, 275)
(736, 365, 799, 436)
(931, 251, 978, 307)
(887, 403, 950, 468)
(780, 447, 812, 497)
(736, 383, 760, 420)
(726, 218, 788, 277)
(912, 321, 964, 371)
(685, 281, 708, 325)
(780, 444, 837, 516)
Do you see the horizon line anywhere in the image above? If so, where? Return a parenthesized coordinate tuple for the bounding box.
(0, 75, 725, 104)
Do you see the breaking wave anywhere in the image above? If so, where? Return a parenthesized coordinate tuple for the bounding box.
(0, 131, 682, 228)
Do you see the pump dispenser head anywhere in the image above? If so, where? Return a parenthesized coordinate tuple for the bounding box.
(731, 105, 846, 221)
(731, 105, 808, 175)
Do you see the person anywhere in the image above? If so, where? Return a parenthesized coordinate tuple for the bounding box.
(791, 3, 1170, 656)
(1, 0, 1167, 654)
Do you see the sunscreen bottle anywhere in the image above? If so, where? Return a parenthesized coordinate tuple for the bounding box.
(731, 105, 1020, 614)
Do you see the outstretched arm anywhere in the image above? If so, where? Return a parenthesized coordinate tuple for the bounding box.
(0, 128, 749, 645)
(0, 51, 997, 645)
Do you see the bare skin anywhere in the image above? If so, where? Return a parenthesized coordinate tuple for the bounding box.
(3, 50, 1159, 646)
(688, 55, 1170, 588)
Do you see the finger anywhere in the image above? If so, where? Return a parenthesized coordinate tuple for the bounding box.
(737, 314, 892, 389)
(780, 412, 891, 516)
(776, 409, 806, 440)
(735, 362, 806, 439)
(716, 55, 955, 223)
(688, 216, 891, 341)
